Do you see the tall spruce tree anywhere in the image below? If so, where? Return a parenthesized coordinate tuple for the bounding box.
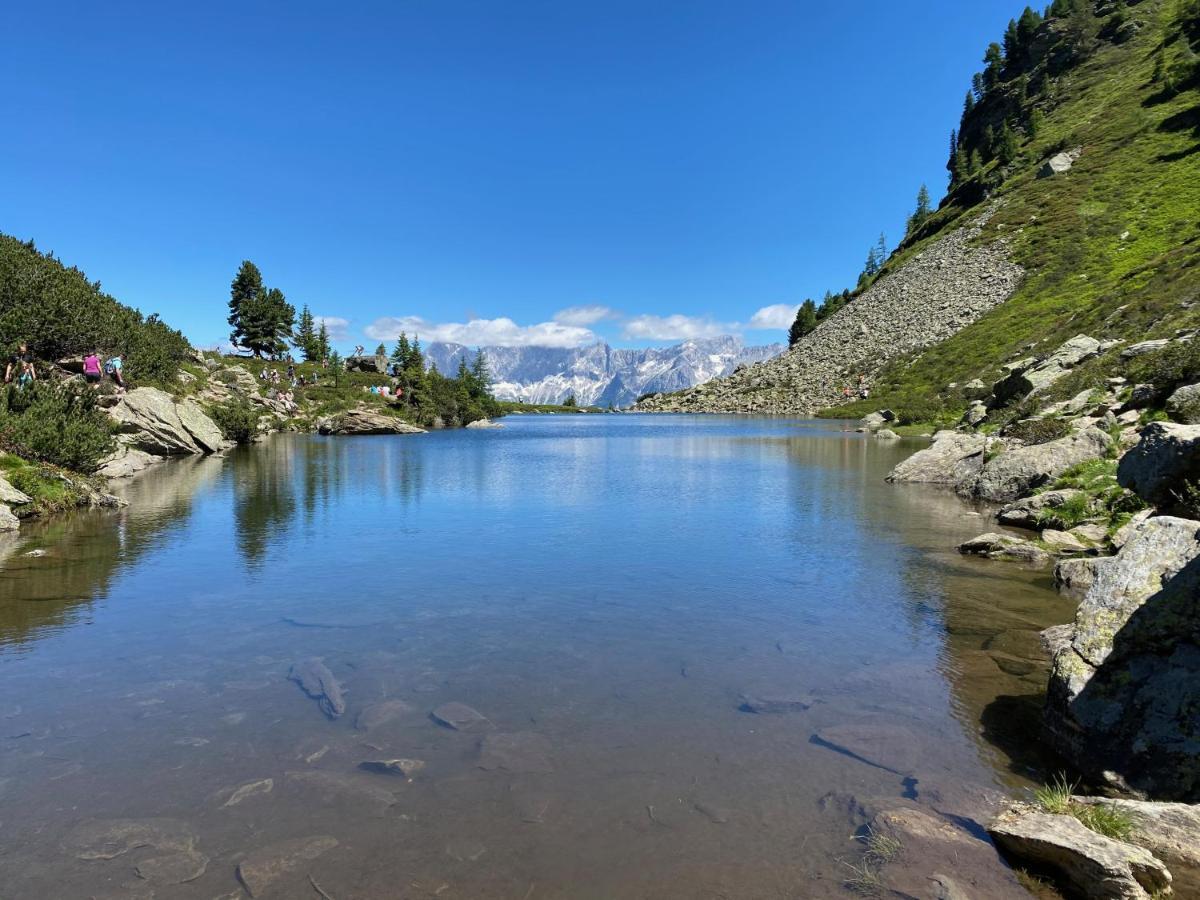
(295, 305, 317, 360)
(908, 184, 932, 235)
(227, 261, 294, 358)
(316, 322, 330, 361)
(228, 260, 263, 351)
(995, 121, 1020, 165)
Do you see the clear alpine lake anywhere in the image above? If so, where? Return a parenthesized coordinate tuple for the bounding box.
(0, 415, 1073, 898)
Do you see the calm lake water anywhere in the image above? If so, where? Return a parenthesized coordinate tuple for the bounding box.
(0, 415, 1073, 898)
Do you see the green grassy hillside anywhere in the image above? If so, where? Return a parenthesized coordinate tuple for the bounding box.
(826, 0, 1200, 423)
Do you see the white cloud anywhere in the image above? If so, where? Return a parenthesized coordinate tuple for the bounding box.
(748, 303, 800, 330)
(553, 305, 619, 327)
(364, 316, 596, 348)
(313, 315, 350, 341)
(620, 314, 734, 341)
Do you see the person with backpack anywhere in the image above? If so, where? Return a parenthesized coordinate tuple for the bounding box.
(5, 342, 35, 385)
(104, 354, 126, 391)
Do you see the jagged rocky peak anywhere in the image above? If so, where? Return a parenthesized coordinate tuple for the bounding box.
(423, 337, 784, 407)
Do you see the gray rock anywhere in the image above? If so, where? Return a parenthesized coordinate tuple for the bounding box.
(992, 335, 1100, 404)
(962, 378, 991, 400)
(988, 803, 1171, 899)
(874, 428, 900, 440)
(478, 732, 554, 773)
(219, 778, 273, 807)
(431, 701, 492, 732)
(176, 398, 230, 452)
(0, 476, 30, 506)
(959, 532, 1053, 567)
(95, 443, 163, 479)
(1166, 383, 1200, 424)
(998, 489, 1087, 529)
(0, 504, 18, 532)
(236, 836, 338, 898)
(67, 817, 196, 860)
(738, 693, 816, 714)
(1044, 517, 1200, 800)
(860, 412, 887, 430)
(1038, 148, 1082, 178)
(1112, 508, 1155, 549)
(1072, 797, 1200, 896)
(886, 431, 987, 488)
(972, 427, 1112, 503)
(1055, 557, 1102, 601)
(1121, 339, 1171, 360)
(963, 400, 988, 427)
(109, 387, 203, 455)
(287, 658, 345, 719)
(360, 758, 425, 778)
(1124, 383, 1162, 410)
(317, 408, 426, 436)
(133, 849, 208, 884)
(344, 353, 389, 373)
(1041, 529, 1091, 554)
(1116, 422, 1200, 507)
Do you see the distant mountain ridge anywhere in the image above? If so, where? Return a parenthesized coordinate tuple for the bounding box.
(424, 337, 784, 407)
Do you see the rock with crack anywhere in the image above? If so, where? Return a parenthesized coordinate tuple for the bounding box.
(958, 532, 1053, 567)
(287, 658, 345, 719)
(988, 803, 1171, 900)
(1071, 796, 1200, 896)
(1055, 557, 1102, 600)
(236, 835, 338, 898)
(1044, 516, 1200, 800)
(109, 387, 227, 456)
(317, 407, 426, 436)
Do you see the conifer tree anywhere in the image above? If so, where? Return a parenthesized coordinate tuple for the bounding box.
(228, 260, 263, 351)
(316, 322, 330, 361)
(995, 121, 1020, 165)
(471, 349, 492, 393)
(227, 259, 294, 358)
(391, 332, 411, 366)
(983, 43, 1005, 91)
(788, 299, 818, 347)
(295, 305, 317, 360)
(963, 90, 976, 118)
(375, 342, 387, 357)
(907, 184, 932, 235)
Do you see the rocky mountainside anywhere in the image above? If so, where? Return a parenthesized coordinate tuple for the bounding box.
(424, 337, 783, 407)
(638, 0, 1200, 421)
(636, 213, 1024, 414)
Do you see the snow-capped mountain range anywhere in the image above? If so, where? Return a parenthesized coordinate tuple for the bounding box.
(424, 336, 785, 408)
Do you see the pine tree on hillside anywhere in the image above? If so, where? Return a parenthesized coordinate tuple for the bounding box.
(983, 43, 1004, 91)
(227, 261, 294, 358)
(295, 305, 317, 360)
(963, 90, 976, 117)
(874, 232, 888, 267)
(788, 299, 818, 347)
(995, 120, 1020, 165)
(375, 342, 387, 357)
(316, 322, 330, 361)
(228, 260, 263, 350)
(391, 332, 411, 366)
(907, 184, 932, 235)
(471, 349, 492, 392)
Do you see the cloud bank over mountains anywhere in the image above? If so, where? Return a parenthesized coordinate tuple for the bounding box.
(361, 303, 800, 349)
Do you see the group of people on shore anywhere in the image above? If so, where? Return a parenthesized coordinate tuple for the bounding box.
(4, 343, 125, 392)
(260, 364, 319, 389)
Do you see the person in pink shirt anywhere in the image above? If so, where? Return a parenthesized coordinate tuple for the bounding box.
(83, 350, 103, 387)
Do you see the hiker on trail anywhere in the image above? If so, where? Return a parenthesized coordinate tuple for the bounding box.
(83, 350, 103, 386)
(104, 354, 126, 390)
(5, 342, 35, 385)
(354, 344, 364, 357)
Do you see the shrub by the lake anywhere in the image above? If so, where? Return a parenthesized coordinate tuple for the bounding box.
(209, 398, 261, 444)
(0, 381, 114, 471)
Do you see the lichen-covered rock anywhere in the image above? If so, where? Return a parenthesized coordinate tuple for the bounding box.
(1044, 516, 1200, 800)
(988, 803, 1171, 899)
(991, 335, 1100, 404)
(886, 431, 988, 489)
(176, 398, 230, 453)
(1165, 383, 1200, 424)
(1117, 422, 1200, 507)
(1055, 557, 1101, 600)
(317, 408, 426, 436)
(959, 532, 1053, 566)
(971, 427, 1112, 503)
(109, 387, 203, 454)
(0, 476, 30, 506)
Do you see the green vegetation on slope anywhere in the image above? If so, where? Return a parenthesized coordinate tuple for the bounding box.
(822, 0, 1200, 424)
(0, 234, 190, 386)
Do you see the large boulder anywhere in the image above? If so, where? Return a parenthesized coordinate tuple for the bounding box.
(0, 476, 31, 507)
(991, 335, 1100, 405)
(971, 427, 1112, 503)
(1044, 516, 1200, 800)
(988, 803, 1171, 899)
(96, 443, 164, 479)
(1037, 148, 1082, 178)
(317, 408, 425, 436)
(345, 354, 389, 374)
(886, 431, 987, 489)
(1117, 422, 1200, 507)
(109, 388, 202, 455)
(1165, 383, 1200, 424)
(0, 503, 18, 532)
(177, 399, 231, 453)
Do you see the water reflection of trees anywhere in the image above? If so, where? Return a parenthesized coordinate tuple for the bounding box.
(233, 439, 297, 569)
(0, 456, 224, 650)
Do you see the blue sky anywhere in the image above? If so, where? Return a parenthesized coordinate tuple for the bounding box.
(3, 0, 1021, 351)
